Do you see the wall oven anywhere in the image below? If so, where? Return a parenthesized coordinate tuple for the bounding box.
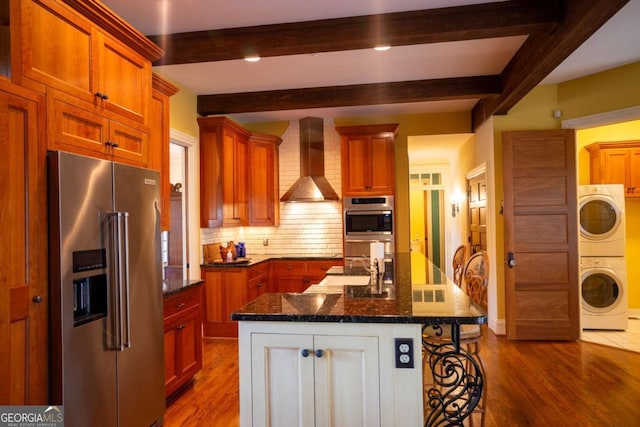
(343, 196, 395, 263)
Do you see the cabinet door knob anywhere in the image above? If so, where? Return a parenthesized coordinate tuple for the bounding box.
(176, 302, 186, 309)
(315, 349, 324, 358)
(95, 91, 103, 99)
(32, 296, 43, 303)
(301, 349, 311, 358)
(177, 324, 186, 330)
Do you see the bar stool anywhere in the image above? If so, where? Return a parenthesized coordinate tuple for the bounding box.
(452, 245, 466, 288)
(422, 251, 489, 426)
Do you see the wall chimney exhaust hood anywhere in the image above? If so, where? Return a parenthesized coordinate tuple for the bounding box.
(280, 117, 339, 202)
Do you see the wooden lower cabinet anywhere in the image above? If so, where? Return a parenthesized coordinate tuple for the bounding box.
(238, 322, 424, 427)
(202, 263, 270, 337)
(163, 285, 203, 401)
(271, 259, 342, 293)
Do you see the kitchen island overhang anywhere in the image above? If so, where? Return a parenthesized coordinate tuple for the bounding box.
(232, 253, 488, 427)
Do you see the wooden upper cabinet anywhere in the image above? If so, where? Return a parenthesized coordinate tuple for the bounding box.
(222, 126, 248, 226)
(96, 31, 150, 124)
(336, 123, 398, 196)
(199, 116, 282, 228)
(199, 116, 251, 228)
(586, 141, 640, 197)
(16, 0, 153, 124)
(16, 0, 95, 99)
(149, 74, 179, 231)
(249, 133, 281, 226)
(47, 87, 149, 167)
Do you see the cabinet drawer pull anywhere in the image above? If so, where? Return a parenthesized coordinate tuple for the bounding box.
(301, 349, 311, 358)
(176, 302, 186, 309)
(315, 349, 324, 358)
(256, 282, 264, 288)
(177, 324, 186, 330)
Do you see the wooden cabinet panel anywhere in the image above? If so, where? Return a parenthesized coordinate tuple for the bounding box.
(17, 0, 95, 99)
(199, 117, 281, 228)
(337, 124, 398, 196)
(47, 88, 148, 167)
(271, 259, 341, 293)
(586, 141, 640, 197)
(150, 74, 179, 231)
(249, 134, 281, 226)
(17, 0, 151, 124)
(0, 80, 47, 404)
(98, 32, 150, 123)
(202, 266, 248, 337)
(222, 127, 248, 226)
(163, 285, 203, 401)
(199, 117, 251, 227)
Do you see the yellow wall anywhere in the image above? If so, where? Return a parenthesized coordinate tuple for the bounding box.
(576, 120, 640, 309)
(166, 79, 199, 138)
(559, 62, 640, 120)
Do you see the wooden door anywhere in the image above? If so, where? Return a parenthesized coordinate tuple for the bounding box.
(0, 81, 47, 404)
(468, 174, 487, 254)
(502, 130, 579, 340)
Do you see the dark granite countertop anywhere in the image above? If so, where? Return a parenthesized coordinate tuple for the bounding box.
(201, 255, 342, 268)
(162, 279, 204, 296)
(231, 253, 487, 325)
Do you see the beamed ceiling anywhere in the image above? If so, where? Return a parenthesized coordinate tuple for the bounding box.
(104, 0, 632, 129)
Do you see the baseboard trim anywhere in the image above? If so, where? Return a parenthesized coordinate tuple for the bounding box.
(490, 318, 506, 335)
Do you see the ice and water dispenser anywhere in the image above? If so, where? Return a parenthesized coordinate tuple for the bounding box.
(72, 249, 108, 326)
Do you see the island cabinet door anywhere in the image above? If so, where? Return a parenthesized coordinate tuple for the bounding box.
(249, 333, 381, 427)
(313, 335, 381, 427)
(250, 333, 315, 427)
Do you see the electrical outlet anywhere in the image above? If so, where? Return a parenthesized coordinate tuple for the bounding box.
(394, 338, 414, 368)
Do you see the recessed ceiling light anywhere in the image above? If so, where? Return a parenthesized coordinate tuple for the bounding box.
(244, 55, 261, 62)
(374, 45, 391, 52)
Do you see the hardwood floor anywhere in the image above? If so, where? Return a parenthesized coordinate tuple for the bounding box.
(165, 331, 640, 426)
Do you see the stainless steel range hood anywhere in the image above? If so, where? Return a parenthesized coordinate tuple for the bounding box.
(280, 117, 339, 202)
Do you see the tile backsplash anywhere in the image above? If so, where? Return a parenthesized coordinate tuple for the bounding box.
(200, 117, 343, 261)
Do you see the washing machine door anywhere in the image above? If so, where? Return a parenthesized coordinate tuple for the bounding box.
(581, 268, 623, 313)
(579, 195, 622, 240)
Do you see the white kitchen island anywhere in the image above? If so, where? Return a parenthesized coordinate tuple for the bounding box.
(232, 253, 487, 427)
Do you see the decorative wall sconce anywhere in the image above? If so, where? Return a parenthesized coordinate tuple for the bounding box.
(450, 191, 464, 218)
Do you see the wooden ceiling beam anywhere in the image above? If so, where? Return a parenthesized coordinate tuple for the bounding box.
(150, 0, 560, 66)
(471, 0, 629, 130)
(197, 75, 502, 116)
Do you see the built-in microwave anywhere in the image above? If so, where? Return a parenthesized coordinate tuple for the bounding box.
(344, 196, 394, 236)
(343, 196, 395, 262)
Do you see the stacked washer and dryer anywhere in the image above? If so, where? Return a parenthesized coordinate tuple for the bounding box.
(579, 184, 628, 330)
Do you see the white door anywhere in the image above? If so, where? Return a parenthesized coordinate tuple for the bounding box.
(250, 333, 315, 427)
(314, 335, 381, 427)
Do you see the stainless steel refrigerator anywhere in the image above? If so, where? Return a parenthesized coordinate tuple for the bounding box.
(48, 151, 165, 426)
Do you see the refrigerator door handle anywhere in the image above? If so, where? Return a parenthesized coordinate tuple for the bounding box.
(108, 212, 130, 351)
(121, 212, 131, 349)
